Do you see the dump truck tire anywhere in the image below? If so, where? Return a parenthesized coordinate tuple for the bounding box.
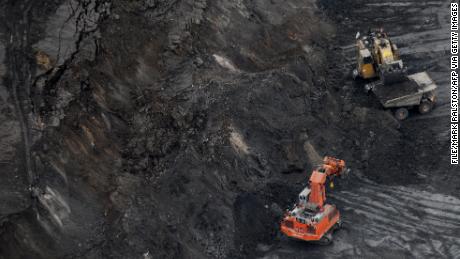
(418, 100, 433, 114)
(394, 108, 409, 120)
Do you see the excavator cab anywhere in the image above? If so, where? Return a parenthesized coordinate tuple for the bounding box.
(298, 187, 310, 205)
(354, 43, 377, 80)
(298, 187, 319, 212)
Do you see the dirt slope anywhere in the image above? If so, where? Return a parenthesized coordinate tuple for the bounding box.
(0, 0, 347, 258)
(0, 0, 458, 259)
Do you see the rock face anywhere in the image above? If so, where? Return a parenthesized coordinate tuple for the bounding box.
(1, 0, 431, 258)
(0, 0, 343, 258)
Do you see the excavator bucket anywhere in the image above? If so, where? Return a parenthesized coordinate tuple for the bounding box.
(380, 62, 408, 84)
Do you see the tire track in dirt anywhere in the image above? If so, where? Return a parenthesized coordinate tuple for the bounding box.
(331, 175, 460, 259)
(264, 175, 460, 259)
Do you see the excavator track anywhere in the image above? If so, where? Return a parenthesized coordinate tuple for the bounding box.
(316, 232, 333, 246)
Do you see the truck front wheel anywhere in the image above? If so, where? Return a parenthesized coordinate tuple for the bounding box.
(394, 108, 409, 120)
(418, 100, 433, 114)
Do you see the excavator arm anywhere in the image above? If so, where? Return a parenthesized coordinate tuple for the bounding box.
(307, 157, 346, 209)
(322, 156, 346, 177)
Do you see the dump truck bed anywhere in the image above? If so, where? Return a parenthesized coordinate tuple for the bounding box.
(368, 72, 437, 108)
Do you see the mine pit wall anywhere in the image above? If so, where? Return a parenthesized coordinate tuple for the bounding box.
(0, 0, 358, 258)
(0, 0, 114, 258)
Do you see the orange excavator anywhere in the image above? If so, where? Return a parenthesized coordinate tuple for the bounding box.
(280, 157, 347, 245)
